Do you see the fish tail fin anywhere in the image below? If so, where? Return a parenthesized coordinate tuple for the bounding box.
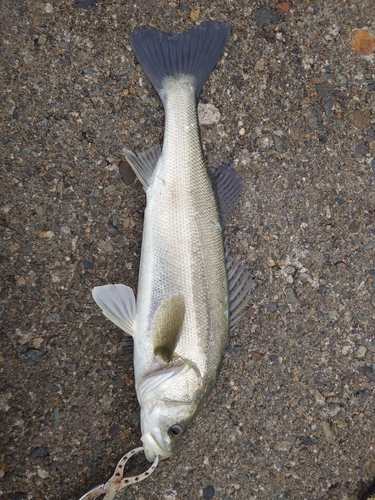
(130, 21, 230, 103)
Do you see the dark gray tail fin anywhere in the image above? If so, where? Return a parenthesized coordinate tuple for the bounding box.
(130, 22, 230, 103)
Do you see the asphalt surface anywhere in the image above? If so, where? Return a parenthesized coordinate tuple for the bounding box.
(1, 1, 375, 499)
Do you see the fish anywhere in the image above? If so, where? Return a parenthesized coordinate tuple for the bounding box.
(92, 21, 254, 462)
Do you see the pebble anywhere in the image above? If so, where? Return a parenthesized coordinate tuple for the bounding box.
(83, 67, 96, 76)
(53, 408, 60, 422)
(26, 349, 43, 364)
(323, 100, 334, 118)
(198, 103, 221, 125)
(17, 276, 26, 286)
(37, 34, 47, 46)
(250, 6, 282, 26)
(24, 54, 34, 64)
(118, 160, 136, 185)
(60, 226, 71, 235)
(38, 230, 55, 239)
(251, 351, 263, 361)
(304, 319, 317, 332)
(335, 74, 347, 85)
(321, 421, 335, 444)
(113, 376, 125, 388)
(255, 28, 275, 40)
(46, 313, 60, 324)
(316, 83, 334, 100)
(285, 288, 301, 310)
(32, 337, 43, 349)
(363, 239, 375, 251)
(30, 446, 49, 459)
(90, 315, 106, 327)
(189, 8, 200, 22)
(328, 402, 339, 413)
(342, 346, 351, 355)
(46, 382, 60, 393)
(163, 491, 177, 499)
(343, 310, 352, 323)
(307, 103, 324, 131)
(349, 221, 360, 233)
(72, 0, 98, 9)
(355, 346, 367, 359)
(336, 418, 348, 429)
(266, 301, 278, 312)
(355, 143, 369, 155)
(284, 265, 295, 275)
(37, 468, 49, 479)
(273, 134, 286, 152)
(300, 436, 313, 446)
(44, 3, 53, 13)
(254, 59, 265, 71)
(109, 423, 121, 437)
(317, 284, 325, 295)
(98, 240, 114, 253)
(202, 486, 215, 500)
(347, 107, 371, 129)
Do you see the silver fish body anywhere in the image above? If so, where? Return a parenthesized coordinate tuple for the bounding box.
(134, 76, 228, 459)
(92, 22, 253, 462)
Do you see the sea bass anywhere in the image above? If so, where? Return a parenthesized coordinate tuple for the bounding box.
(92, 22, 254, 462)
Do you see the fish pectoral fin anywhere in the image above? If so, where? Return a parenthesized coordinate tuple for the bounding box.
(210, 165, 243, 225)
(225, 251, 256, 329)
(92, 284, 136, 336)
(122, 144, 161, 189)
(152, 295, 185, 362)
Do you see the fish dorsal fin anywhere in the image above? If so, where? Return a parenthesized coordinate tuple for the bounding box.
(225, 251, 255, 329)
(92, 284, 136, 336)
(152, 295, 185, 362)
(210, 165, 244, 225)
(122, 144, 161, 189)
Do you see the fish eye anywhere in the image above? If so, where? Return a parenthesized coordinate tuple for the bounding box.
(168, 424, 186, 438)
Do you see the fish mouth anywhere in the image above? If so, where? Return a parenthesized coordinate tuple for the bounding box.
(141, 430, 174, 462)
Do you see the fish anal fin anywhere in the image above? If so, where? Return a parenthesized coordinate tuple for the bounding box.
(211, 165, 244, 225)
(92, 284, 136, 336)
(122, 144, 161, 189)
(152, 295, 185, 362)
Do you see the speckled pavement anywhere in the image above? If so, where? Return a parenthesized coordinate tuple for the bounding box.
(1, 1, 375, 499)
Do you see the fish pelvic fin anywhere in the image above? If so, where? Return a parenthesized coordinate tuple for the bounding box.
(122, 144, 161, 189)
(152, 295, 185, 362)
(130, 22, 231, 104)
(92, 284, 136, 336)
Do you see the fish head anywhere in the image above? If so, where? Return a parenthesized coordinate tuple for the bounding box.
(137, 361, 204, 461)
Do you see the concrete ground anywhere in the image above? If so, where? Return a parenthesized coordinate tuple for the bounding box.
(1, 1, 374, 499)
